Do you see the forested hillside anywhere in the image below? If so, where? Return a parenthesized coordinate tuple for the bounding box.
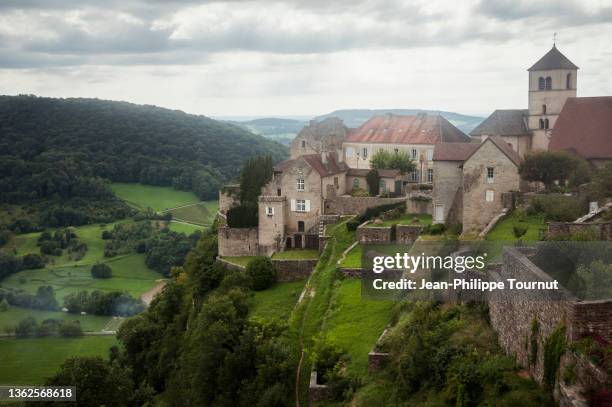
(0, 95, 287, 206)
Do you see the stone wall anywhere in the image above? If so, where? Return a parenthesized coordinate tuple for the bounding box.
(407, 195, 432, 214)
(217, 226, 258, 257)
(396, 224, 424, 245)
(273, 259, 318, 282)
(568, 299, 612, 343)
(338, 267, 362, 277)
(219, 185, 239, 214)
(367, 352, 389, 373)
(324, 196, 406, 215)
(357, 221, 392, 245)
(432, 160, 463, 223)
(547, 221, 612, 241)
(308, 371, 331, 403)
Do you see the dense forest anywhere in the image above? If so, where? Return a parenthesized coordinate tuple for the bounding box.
(0, 95, 287, 226)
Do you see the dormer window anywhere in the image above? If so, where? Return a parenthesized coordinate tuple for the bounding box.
(297, 178, 304, 191)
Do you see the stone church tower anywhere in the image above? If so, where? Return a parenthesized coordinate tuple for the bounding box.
(527, 44, 578, 151)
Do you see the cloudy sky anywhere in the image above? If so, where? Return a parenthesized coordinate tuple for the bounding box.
(1, 0, 611, 117)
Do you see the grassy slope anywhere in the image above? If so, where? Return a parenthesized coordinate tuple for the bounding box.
(271, 249, 320, 260)
(0, 336, 117, 385)
(250, 280, 306, 322)
(365, 213, 432, 227)
(168, 201, 219, 225)
(0, 306, 111, 332)
(485, 212, 545, 242)
(166, 222, 205, 234)
(110, 183, 200, 211)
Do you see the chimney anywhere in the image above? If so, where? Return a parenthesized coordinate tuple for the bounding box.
(321, 151, 328, 164)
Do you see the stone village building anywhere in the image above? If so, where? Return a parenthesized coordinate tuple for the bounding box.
(218, 45, 611, 255)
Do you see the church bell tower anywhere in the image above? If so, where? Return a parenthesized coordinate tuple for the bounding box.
(527, 43, 578, 151)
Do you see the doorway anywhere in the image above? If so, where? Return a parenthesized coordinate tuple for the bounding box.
(298, 221, 305, 232)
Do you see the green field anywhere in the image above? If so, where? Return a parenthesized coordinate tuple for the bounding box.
(167, 201, 218, 225)
(110, 182, 200, 211)
(166, 221, 205, 234)
(0, 307, 111, 332)
(340, 244, 363, 268)
(0, 336, 118, 385)
(2, 254, 161, 303)
(250, 280, 306, 322)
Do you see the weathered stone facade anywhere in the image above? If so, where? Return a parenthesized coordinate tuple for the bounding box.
(432, 160, 463, 223)
(218, 226, 258, 256)
(462, 140, 521, 233)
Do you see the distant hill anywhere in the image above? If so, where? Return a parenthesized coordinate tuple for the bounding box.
(226, 117, 308, 146)
(0, 95, 287, 226)
(315, 109, 484, 134)
(228, 109, 485, 145)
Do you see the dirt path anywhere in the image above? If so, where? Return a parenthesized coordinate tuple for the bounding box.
(140, 280, 168, 306)
(159, 202, 202, 213)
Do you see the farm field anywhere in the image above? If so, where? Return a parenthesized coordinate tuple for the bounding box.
(0, 306, 111, 332)
(167, 201, 218, 225)
(0, 336, 118, 385)
(2, 254, 161, 303)
(110, 182, 200, 211)
(250, 279, 306, 322)
(166, 221, 205, 234)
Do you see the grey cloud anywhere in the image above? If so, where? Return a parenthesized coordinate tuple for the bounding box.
(478, 0, 612, 25)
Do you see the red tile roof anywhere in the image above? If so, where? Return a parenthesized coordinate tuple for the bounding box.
(432, 142, 479, 161)
(549, 97, 612, 160)
(345, 114, 470, 145)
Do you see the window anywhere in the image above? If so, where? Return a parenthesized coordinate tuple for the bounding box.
(265, 206, 274, 216)
(538, 77, 545, 90)
(301, 140, 306, 149)
(411, 149, 418, 160)
(297, 178, 304, 191)
(486, 167, 494, 183)
(380, 179, 386, 193)
(539, 119, 545, 130)
(296, 199, 306, 212)
(277, 188, 281, 196)
(427, 168, 433, 183)
(427, 149, 433, 161)
(353, 178, 360, 188)
(345, 147, 353, 158)
(410, 170, 420, 183)
(333, 177, 338, 187)
(545, 76, 552, 90)
(362, 147, 368, 159)
(544, 118, 549, 129)
(297, 221, 304, 232)
(566, 73, 572, 89)
(485, 190, 494, 202)
(542, 104, 547, 114)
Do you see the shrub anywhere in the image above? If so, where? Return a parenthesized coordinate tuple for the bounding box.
(543, 325, 566, 390)
(91, 263, 112, 279)
(528, 195, 585, 222)
(358, 201, 405, 223)
(366, 169, 380, 196)
(15, 317, 37, 338)
(346, 220, 360, 231)
(418, 184, 433, 190)
(22, 253, 45, 269)
(227, 203, 258, 228)
(0, 299, 8, 312)
(513, 225, 528, 240)
(40, 240, 62, 256)
(59, 321, 83, 337)
(246, 257, 277, 291)
(428, 223, 446, 235)
(350, 188, 369, 197)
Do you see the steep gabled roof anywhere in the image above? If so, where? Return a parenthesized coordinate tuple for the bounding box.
(549, 97, 612, 160)
(345, 113, 471, 145)
(432, 142, 479, 161)
(274, 153, 347, 177)
(469, 109, 529, 137)
(528, 45, 579, 71)
(460, 136, 522, 167)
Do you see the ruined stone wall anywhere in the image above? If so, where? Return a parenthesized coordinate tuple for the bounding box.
(324, 196, 406, 215)
(217, 226, 259, 257)
(219, 185, 239, 214)
(357, 222, 392, 245)
(407, 196, 432, 214)
(547, 221, 612, 241)
(568, 300, 612, 343)
(396, 224, 424, 245)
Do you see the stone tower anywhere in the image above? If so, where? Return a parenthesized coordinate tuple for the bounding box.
(527, 44, 578, 151)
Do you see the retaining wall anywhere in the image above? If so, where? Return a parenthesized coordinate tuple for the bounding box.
(324, 196, 406, 215)
(547, 221, 612, 241)
(396, 224, 424, 245)
(273, 259, 318, 282)
(357, 221, 392, 245)
(218, 226, 258, 257)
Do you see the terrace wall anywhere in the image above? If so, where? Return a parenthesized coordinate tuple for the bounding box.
(357, 222, 392, 245)
(396, 224, 424, 245)
(273, 259, 318, 282)
(324, 196, 406, 215)
(218, 226, 259, 257)
(547, 221, 612, 241)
